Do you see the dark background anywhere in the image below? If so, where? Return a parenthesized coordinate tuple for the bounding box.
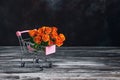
(0, 0, 120, 46)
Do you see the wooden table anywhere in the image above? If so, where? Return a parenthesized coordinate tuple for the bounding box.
(0, 46, 120, 80)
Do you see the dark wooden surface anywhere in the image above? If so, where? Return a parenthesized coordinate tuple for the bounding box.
(0, 46, 120, 80)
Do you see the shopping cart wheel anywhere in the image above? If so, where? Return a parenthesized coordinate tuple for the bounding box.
(21, 62, 25, 67)
(39, 66, 43, 71)
(48, 62, 52, 68)
(35, 59, 39, 63)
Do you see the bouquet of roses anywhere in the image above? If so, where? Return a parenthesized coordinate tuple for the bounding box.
(28, 26, 65, 50)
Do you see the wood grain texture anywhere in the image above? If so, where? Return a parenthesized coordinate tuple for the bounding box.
(0, 46, 120, 80)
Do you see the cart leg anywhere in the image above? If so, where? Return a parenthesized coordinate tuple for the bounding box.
(45, 61, 52, 68)
(20, 57, 25, 67)
(48, 61, 52, 68)
(33, 58, 35, 68)
(44, 56, 52, 68)
(21, 62, 25, 67)
(35, 58, 39, 63)
(33, 58, 43, 70)
(39, 65, 43, 71)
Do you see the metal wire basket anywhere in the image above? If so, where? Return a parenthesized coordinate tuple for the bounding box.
(16, 30, 56, 70)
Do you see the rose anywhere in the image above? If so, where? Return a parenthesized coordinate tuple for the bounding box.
(28, 26, 65, 49)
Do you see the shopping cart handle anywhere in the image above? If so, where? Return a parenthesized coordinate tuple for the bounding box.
(16, 30, 29, 36)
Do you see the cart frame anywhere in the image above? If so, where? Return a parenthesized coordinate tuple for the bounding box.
(16, 30, 56, 69)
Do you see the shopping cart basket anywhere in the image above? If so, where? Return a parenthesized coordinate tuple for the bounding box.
(16, 30, 56, 69)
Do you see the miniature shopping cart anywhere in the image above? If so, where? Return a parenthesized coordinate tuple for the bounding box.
(16, 30, 56, 69)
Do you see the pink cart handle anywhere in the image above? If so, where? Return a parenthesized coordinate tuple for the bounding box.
(16, 30, 29, 37)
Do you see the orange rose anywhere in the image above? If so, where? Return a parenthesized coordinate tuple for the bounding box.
(52, 27, 58, 32)
(41, 26, 46, 31)
(55, 36, 63, 47)
(38, 27, 46, 36)
(28, 29, 37, 37)
(48, 40, 54, 46)
(34, 35, 41, 44)
(28, 26, 65, 47)
(45, 27, 52, 34)
(51, 31, 58, 39)
(38, 28, 42, 35)
(42, 34, 50, 42)
(59, 33, 65, 41)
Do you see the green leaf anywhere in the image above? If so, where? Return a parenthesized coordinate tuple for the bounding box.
(30, 37, 34, 43)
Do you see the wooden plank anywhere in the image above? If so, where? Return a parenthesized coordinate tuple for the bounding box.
(0, 46, 120, 80)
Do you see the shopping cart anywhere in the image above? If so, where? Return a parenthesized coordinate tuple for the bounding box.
(16, 30, 56, 69)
